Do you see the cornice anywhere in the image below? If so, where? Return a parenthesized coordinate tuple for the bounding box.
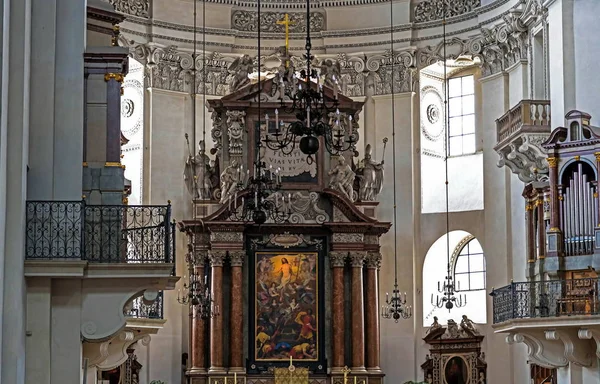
(118, 0, 514, 48)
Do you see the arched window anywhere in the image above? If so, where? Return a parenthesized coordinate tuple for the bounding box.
(423, 231, 487, 326)
(452, 236, 486, 292)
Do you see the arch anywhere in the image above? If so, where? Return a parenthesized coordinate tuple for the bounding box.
(559, 158, 597, 185)
(422, 230, 487, 326)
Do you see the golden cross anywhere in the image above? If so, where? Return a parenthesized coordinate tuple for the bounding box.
(341, 366, 351, 384)
(276, 14, 295, 55)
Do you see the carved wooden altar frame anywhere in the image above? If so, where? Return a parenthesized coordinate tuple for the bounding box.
(179, 189, 391, 384)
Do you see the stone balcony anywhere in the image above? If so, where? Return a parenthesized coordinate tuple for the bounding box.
(494, 100, 551, 182)
(490, 279, 600, 370)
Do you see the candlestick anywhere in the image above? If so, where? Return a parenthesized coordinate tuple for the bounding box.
(234, 372, 237, 384)
(225, 377, 227, 384)
(354, 376, 357, 384)
(290, 355, 292, 366)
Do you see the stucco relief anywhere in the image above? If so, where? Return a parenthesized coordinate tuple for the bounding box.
(109, 0, 149, 17)
(414, 0, 481, 23)
(231, 10, 325, 33)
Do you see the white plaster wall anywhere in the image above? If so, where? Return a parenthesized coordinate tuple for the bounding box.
(145, 89, 190, 384)
(573, 0, 600, 122)
(480, 72, 512, 384)
(25, 278, 52, 384)
(508, 62, 528, 108)
(371, 93, 417, 382)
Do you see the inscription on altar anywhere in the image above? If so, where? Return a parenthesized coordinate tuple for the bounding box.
(264, 146, 317, 178)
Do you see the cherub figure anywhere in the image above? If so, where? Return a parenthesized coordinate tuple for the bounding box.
(229, 54, 253, 91)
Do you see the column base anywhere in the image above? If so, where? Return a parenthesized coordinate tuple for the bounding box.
(188, 367, 207, 376)
(351, 366, 368, 373)
(367, 367, 382, 374)
(208, 367, 227, 375)
(330, 367, 345, 374)
(228, 367, 246, 373)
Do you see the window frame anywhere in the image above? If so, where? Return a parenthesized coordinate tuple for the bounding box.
(446, 74, 476, 157)
(452, 236, 486, 292)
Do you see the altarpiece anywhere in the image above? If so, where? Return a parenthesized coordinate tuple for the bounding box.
(179, 74, 391, 384)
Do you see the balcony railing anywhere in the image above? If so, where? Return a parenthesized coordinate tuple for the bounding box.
(496, 99, 551, 144)
(125, 291, 164, 319)
(490, 278, 600, 324)
(25, 201, 175, 264)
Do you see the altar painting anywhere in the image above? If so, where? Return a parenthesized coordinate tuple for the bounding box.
(255, 251, 318, 361)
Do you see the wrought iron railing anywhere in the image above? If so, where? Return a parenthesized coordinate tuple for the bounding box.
(125, 291, 164, 319)
(26, 201, 175, 264)
(490, 278, 600, 324)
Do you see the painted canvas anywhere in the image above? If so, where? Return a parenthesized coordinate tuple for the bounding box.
(444, 356, 469, 384)
(255, 251, 318, 361)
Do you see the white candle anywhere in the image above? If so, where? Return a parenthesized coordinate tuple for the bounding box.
(275, 109, 279, 128)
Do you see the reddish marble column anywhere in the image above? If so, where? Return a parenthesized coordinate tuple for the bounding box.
(365, 252, 381, 373)
(350, 252, 366, 372)
(525, 202, 535, 263)
(537, 196, 546, 259)
(229, 251, 245, 372)
(190, 262, 207, 374)
(209, 251, 226, 374)
(330, 252, 347, 372)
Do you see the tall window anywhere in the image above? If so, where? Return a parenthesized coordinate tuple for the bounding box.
(448, 75, 475, 156)
(454, 237, 486, 292)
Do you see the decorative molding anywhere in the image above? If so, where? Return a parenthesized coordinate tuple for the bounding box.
(209, 250, 227, 266)
(210, 232, 244, 243)
(414, 0, 481, 23)
(231, 10, 325, 33)
(109, 0, 149, 18)
(364, 251, 381, 269)
(496, 134, 550, 182)
(228, 250, 245, 267)
(349, 251, 366, 267)
(332, 233, 364, 243)
(226, 110, 246, 157)
(329, 251, 347, 268)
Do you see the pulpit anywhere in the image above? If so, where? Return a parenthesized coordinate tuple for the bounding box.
(180, 69, 391, 384)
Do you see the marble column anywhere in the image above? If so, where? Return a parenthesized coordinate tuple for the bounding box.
(330, 251, 347, 372)
(209, 250, 226, 374)
(526, 202, 535, 263)
(189, 257, 206, 374)
(548, 157, 559, 229)
(537, 195, 546, 259)
(350, 251, 366, 372)
(365, 252, 381, 373)
(229, 251, 245, 373)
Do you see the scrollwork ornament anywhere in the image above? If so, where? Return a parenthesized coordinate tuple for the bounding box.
(414, 0, 481, 23)
(349, 251, 366, 267)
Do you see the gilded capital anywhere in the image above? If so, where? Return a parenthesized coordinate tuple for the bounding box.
(104, 73, 124, 83)
(349, 251, 366, 268)
(546, 157, 558, 168)
(229, 251, 245, 267)
(329, 251, 348, 268)
(525, 204, 533, 212)
(365, 251, 382, 269)
(595, 152, 600, 162)
(209, 250, 227, 267)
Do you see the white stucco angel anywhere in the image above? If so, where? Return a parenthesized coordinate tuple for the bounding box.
(228, 54, 253, 92)
(328, 156, 356, 201)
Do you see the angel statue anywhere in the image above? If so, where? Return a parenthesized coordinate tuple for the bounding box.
(426, 316, 442, 334)
(219, 159, 242, 204)
(356, 141, 385, 201)
(328, 156, 355, 201)
(319, 59, 341, 89)
(460, 314, 479, 335)
(184, 139, 216, 200)
(228, 54, 253, 92)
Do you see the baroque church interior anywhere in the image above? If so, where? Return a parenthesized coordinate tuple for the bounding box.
(4, 0, 600, 383)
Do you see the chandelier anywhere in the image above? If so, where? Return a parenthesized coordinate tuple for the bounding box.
(262, 0, 356, 163)
(431, 2, 466, 313)
(177, 0, 218, 318)
(227, 147, 287, 225)
(177, 266, 220, 318)
(381, 0, 411, 323)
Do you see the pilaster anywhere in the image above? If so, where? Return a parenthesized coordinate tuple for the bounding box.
(349, 251, 367, 373)
(208, 250, 226, 374)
